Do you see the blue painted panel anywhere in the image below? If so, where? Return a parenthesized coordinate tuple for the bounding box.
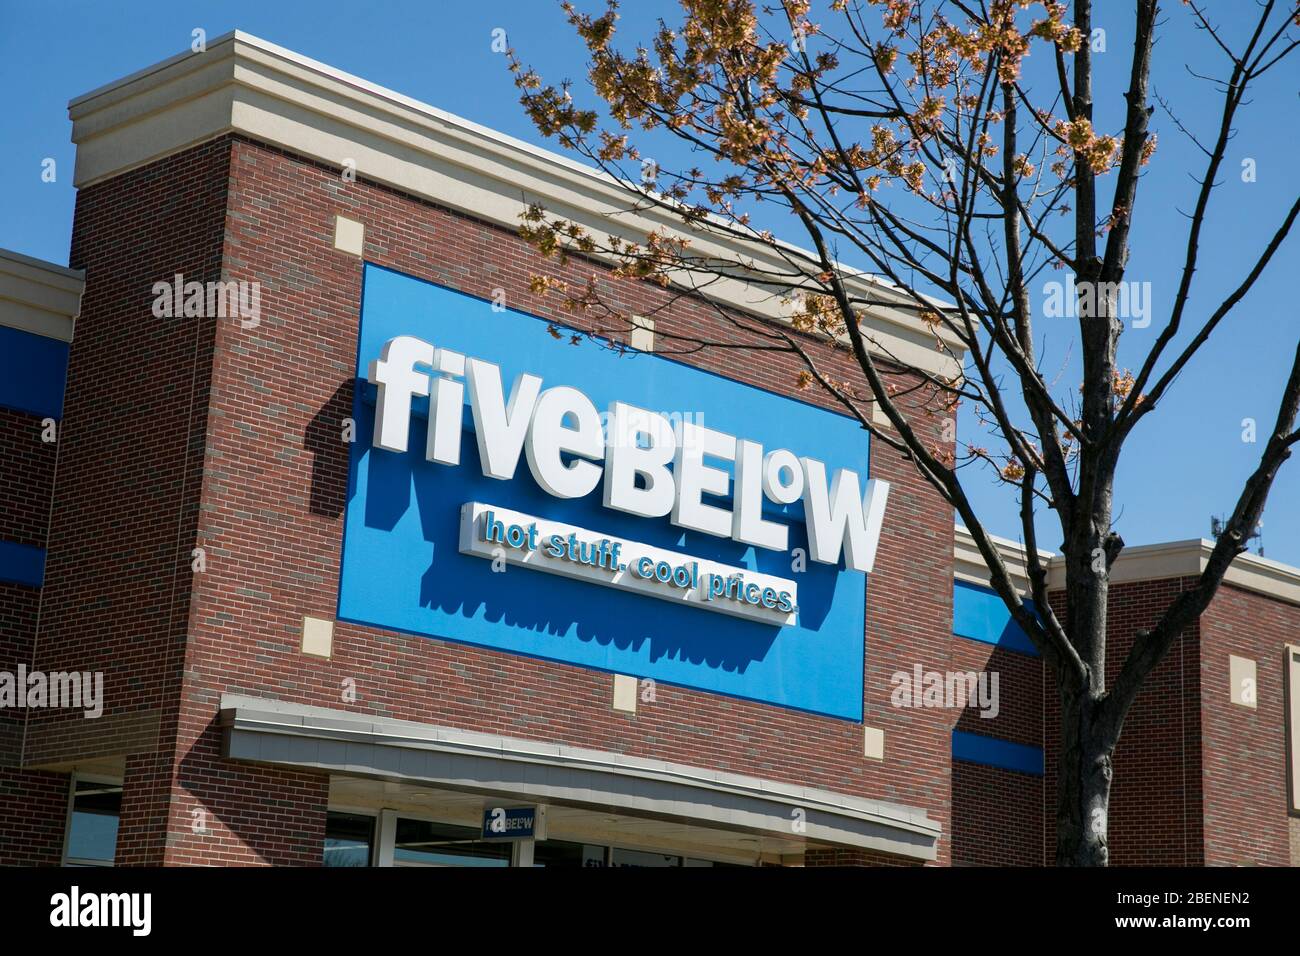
(0, 540, 45, 588)
(953, 579, 1039, 656)
(952, 730, 1044, 776)
(337, 264, 873, 720)
(0, 326, 69, 419)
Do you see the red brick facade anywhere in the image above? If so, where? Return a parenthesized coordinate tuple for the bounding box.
(1041, 579, 1205, 865)
(951, 761, 1043, 866)
(0, 384, 68, 866)
(950, 639, 1045, 865)
(3, 126, 1297, 869)
(18, 134, 957, 865)
(1200, 584, 1299, 865)
(949, 572, 1293, 867)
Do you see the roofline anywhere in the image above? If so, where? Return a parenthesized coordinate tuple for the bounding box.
(953, 524, 1053, 595)
(66, 30, 964, 379)
(0, 247, 84, 342)
(954, 525, 1300, 608)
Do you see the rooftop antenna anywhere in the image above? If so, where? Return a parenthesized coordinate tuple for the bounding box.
(1209, 516, 1264, 558)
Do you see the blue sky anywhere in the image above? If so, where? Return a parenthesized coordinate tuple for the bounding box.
(3, 1, 1296, 565)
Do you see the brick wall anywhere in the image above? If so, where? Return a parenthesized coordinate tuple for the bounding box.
(26, 138, 231, 864)
(0, 577, 65, 866)
(951, 641, 1042, 748)
(0, 407, 57, 547)
(0, 769, 69, 866)
(943, 575, 1209, 867)
(0, 376, 67, 864)
(35, 134, 957, 866)
(951, 762, 1043, 865)
(1199, 583, 1297, 865)
(950, 638, 1044, 865)
(1044, 577, 1204, 865)
(14, 125, 1299, 869)
(999, 570, 1297, 867)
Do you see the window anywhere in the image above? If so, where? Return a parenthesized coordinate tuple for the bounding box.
(63, 778, 122, 866)
(392, 818, 510, 867)
(610, 847, 683, 867)
(685, 857, 746, 867)
(356, 807, 758, 867)
(532, 839, 607, 867)
(323, 812, 376, 867)
(608, 845, 750, 867)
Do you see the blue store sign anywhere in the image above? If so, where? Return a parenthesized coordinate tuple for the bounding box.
(481, 806, 540, 841)
(337, 263, 883, 719)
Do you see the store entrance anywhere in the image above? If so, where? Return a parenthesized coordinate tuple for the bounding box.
(324, 810, 754, 867)
(390, 817, 511, 867)
(325, 778, 795, 866)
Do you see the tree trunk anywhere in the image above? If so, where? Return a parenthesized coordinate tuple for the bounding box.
(1054, 681, 1114, 865)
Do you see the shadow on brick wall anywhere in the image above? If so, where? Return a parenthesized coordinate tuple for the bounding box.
(306, 380, 354, 519)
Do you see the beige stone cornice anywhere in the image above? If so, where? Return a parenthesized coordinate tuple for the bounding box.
(68, 30, 964, 379)
(0, 248, 83, 342)
(955, 525, 1300, 608)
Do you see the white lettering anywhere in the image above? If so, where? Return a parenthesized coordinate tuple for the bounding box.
(466, 358, 542, 480)
(525, 385, 604, 498)
(732, 439, 788, 551)
(603, 402, 677, 518)
(671, 422, 735, 537)
(368, 336, 433, 452)
(801, 459, 891, 573)
(368, 335, 890, 571)
(426, 347, 465, 465)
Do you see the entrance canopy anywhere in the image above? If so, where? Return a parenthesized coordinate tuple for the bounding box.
(219, 694, 940, 862)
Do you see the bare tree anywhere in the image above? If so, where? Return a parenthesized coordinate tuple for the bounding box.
(508, 0, 1300, 864)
